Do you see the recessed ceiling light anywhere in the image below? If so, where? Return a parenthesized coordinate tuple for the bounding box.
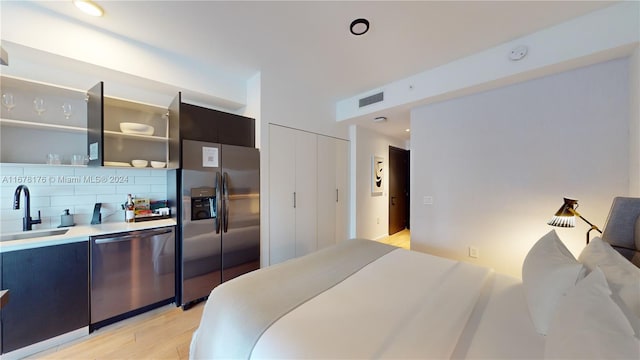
(350, 18, 370, 36)
(73, 0, 104, 17)
(405, 129, 410, 132)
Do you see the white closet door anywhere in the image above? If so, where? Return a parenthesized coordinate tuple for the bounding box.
(317, 135, 337, 249)
(335, 138, 349, 242)
(269, 125, 296, 264)
(294, 131, 318, 257)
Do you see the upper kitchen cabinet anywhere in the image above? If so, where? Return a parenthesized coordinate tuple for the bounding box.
(168, 97, 255, 168)
(0, 76, 87, 164)
(179, 102, 255, 147)
(87, 82, 176, 168)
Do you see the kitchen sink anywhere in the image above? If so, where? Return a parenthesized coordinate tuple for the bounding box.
(0, 229, 69, 242)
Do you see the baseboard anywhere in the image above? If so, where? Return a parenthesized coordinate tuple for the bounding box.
(1, 327, 88, 360)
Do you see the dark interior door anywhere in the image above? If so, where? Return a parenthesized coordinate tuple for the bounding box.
(389, 146, 409, 235)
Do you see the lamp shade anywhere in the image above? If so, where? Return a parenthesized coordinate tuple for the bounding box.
(548, 198, 578, 227)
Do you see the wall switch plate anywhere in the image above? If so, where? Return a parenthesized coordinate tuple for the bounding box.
(423, 196, 433, 205)
(468, 246, 479, 259)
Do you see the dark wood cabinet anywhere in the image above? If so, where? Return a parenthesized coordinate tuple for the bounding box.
(179, 102, 255, 147)
(0, 242, 89, 354)
(168, 97, 255, 168)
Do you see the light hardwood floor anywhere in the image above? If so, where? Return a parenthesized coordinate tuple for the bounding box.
(28, 230, 410, 359)
(27, 303, 204, 360)
(378, 228, 410, 249)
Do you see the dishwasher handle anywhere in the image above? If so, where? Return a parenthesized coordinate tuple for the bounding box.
(93, 228, 173, 244)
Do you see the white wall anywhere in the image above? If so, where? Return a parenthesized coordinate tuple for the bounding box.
(410, 58, 630, 278)
(0, 164, 167, 233)
(353, 126, 406, 240)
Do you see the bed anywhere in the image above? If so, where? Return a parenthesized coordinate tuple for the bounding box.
(189, 197, 640, 359)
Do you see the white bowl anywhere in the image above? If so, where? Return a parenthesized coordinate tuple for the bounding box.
(120, 122, 154, 136)
(131, 160, 148, 168)
(150, 161, 166, 168)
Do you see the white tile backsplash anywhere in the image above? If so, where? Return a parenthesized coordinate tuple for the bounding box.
(0, 164, 169, 233)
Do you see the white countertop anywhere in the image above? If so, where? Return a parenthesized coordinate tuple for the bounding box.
(0, 219, 177, 253)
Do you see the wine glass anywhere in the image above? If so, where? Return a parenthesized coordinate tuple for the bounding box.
(62, 103, 73, 119)
(2, 93, 15, 113)
(33, 97, 46, 116)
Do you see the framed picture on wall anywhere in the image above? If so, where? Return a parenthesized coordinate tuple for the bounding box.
(372, 155, 384, 196)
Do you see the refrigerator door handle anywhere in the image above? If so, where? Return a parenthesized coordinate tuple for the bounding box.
(215, 171, 222, 234)
(223, 172, 230, 233)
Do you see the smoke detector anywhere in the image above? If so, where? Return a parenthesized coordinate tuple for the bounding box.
(509, 45, 528, 61)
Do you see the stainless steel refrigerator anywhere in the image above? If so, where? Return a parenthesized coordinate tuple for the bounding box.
(176, 139, 260, 308)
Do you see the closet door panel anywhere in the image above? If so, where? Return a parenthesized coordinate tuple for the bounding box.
(269, 125, 296, 264)
(294, 131, 317, 257)
(335, 138, 349, 242)
(317, 135, 337, 249)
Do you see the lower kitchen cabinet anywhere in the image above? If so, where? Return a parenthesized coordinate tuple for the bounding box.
(0, 241, 89, 354)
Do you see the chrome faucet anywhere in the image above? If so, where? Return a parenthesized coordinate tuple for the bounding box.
(13, 185, 41, 231)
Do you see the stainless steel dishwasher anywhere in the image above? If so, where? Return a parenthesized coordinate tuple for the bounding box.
(90, 226, 175, 328)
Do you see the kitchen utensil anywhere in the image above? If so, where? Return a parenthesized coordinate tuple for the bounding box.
(59, 209, 75, 227)
(72, 154, 87, 165)
(2, 93, 15, 112)
(46, 153, 61, 165)
(33, 97, 46, 116)
(62, 103, 73, 119)
(104, 161, 131, 167)
(119, 122, 154, 136)
(131, 159, 148, 168)
(91, 203, 102, 224)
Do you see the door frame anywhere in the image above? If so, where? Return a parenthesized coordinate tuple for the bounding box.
(388, 146, 410, 235)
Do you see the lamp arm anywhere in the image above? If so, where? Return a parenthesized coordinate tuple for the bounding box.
(569, 208, 603, 233)
(569, 208, 602, 244)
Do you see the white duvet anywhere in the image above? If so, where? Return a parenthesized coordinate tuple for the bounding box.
(190, 240, 544, 359)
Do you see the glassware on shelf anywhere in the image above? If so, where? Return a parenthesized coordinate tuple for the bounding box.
(46, 153, 61, 165)
(33, 97, 46, 116)
(62, 103, 73, 119)
(2, 93, 15, 112)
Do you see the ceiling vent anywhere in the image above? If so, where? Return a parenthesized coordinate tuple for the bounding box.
(359, 92, 384, 108)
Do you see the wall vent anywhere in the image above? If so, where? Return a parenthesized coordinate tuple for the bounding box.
(359, 92, 384, 108)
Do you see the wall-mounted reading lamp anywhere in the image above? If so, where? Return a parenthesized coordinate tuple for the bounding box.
(548, 197, 602, 244)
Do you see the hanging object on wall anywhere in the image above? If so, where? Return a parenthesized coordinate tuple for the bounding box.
(372, 155, 384, 196)
(1, 46, 8, 66)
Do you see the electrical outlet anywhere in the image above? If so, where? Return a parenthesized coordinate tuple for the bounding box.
(376, 217, 380, 224)
(423, 196, 433, 205)
(468, 246, 479, 259)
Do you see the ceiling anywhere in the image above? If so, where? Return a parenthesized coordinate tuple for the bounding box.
(2, 1, 616, 140)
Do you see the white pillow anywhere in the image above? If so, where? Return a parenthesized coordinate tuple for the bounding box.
(522, 230, 583, 335)
(545, 267, 640, 359)
(578, 237, 640, 318)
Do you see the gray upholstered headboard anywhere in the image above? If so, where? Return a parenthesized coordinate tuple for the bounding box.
(601, 196, 640, 267)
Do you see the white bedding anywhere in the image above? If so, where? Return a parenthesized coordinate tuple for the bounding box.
(190, 239, 544, 359)
(254, 250, 494, 358)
